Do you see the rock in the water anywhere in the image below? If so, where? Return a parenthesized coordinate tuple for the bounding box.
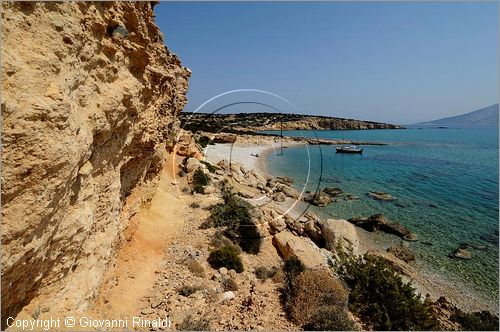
(323, 187, 343, 197)
(348, 214, 418, 241)
(321, 219, 360, 254)
(480, 230, 499, 245)
(272, 231, 326, 269)
(449, 247, 472, 260)
(367, 191, 396, 201)
(387, 244, 415, 262)
(303, 191, 332, 207)
(276, 176, 294, 186)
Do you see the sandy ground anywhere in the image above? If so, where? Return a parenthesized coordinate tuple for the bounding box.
(88, 152, 187, 323)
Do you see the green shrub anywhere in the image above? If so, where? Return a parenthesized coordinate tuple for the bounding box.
(203, 191, 261, 254)
(207, 245, 244, 273)
(255, 266, 279, 280)
(177, 315, 211, 331)
(205, 190, 252, 228)
(177, 285, 203, 297)
(335, 251, 437, 330)
(303, 305, 358, 331)
(191, 168, 210, 194)
(230, 219, 262, 254)
(283, 256, 305, 290)
(451, 310, 499, 331)
(195, 135, 211, 149)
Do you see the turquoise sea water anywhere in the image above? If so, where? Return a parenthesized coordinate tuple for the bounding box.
(263, 126, 499, 305)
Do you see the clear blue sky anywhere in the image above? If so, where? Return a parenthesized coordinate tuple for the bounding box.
(155, 2, 498, 124)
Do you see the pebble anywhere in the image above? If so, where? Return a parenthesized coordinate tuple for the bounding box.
(219, 267, 228, 275)
(222, 291, 235, 302)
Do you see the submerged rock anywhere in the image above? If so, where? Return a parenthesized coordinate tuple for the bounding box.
(367, 191, 396, 201)
(449, 247, 472, 260)
(323, 187, 343, 197)
(387, 243, 415, 263)
(348, 214, 418, 241)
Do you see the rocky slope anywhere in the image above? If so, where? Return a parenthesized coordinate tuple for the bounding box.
(1, 1, 189, 325)
(180, 112, 402, 132)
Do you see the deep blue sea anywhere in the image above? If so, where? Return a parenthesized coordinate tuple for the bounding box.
(263, 126, 499, 304)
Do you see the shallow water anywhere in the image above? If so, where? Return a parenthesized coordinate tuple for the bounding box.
(263, 126, 499, 306)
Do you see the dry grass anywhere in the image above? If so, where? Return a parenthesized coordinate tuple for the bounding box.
(182, 257, 206, 278)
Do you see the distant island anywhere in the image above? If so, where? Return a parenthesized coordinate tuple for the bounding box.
(419, 104, 499, 126)
(180, 112, 402, 132)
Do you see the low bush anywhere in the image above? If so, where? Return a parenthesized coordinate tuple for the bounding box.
(303, 305, 358, 331)
(230, 219, 262, 254)
(177, 315, 211, 331)
(255, 266, 279, 280)
(177, 285, 203, 297)
(189, 202, 201, 209)
(335, 249, 437, 330)
(205, 190, 252, 228)
(207, 245, 244, 273)
(451, 310, 499, 331)
(192, 168, 210, 194)
(221, 277, 239, 291)
(283, 256, 305, 290)
(204, 191, 261, 254)
(286, 268, 349, 325)
(182, 258, 205, 278)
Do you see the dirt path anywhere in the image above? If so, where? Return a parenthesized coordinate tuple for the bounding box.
(90, 153, 186, 320)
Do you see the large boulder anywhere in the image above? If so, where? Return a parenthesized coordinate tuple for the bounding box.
(272, 231, 326, 269)
(321, 219, 360, 254)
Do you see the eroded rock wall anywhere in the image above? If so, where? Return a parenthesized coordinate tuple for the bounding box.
(1, 1, 189, 322)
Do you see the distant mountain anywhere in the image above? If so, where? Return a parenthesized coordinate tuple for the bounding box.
(419, 104, 499, 126)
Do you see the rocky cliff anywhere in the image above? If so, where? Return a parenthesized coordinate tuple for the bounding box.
(1, 1, 189, 324)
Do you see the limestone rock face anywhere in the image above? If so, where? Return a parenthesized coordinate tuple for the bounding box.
(1, 1, 189, 323)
